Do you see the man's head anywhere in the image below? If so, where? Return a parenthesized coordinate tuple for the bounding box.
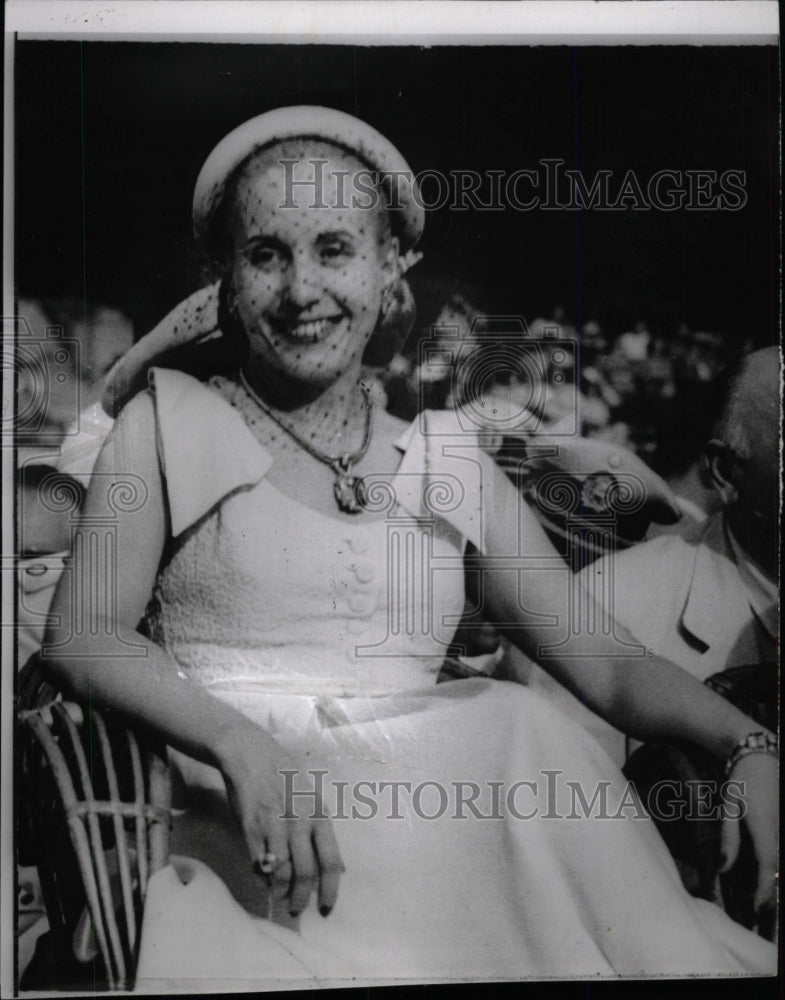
(704, 346, 780, 577)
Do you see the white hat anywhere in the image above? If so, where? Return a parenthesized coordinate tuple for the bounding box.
(193, 105, 424, 257)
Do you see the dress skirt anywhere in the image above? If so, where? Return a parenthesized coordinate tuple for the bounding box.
(134, 677, 775, 990)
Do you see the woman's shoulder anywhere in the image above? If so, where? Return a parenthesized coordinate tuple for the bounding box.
(144, 367, 252, 443)
(106, 388, 158, 468)
(115, 369, 214, 426)
(116, 384, 155, 423)
(368, 407, 472, 471)
(410, 406, 484, 440)
(384, 406, 492, 554)
(389, 407, 491, 460)
(125, 368, 273, 538)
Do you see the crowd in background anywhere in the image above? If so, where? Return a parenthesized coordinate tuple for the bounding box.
(360, 283, 748, 549)
(364, 290, 746, 478)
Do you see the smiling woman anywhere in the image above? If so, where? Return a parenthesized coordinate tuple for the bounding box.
(226, 140, 398, 397)
(40, 105, 777, 989)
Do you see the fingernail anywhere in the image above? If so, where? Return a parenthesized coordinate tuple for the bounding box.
(319, 905, 332, 917)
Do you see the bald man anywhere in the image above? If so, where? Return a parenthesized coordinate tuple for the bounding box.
(525, 347, 780, 767)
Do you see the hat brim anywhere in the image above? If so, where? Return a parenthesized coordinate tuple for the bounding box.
(193, 105, 424, 257)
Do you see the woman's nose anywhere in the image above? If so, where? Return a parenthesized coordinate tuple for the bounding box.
(284, 254, 319, 309)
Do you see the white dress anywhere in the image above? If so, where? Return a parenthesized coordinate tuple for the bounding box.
(134, 368, 775, 991)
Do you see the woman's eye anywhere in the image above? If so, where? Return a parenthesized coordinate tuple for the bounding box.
(246, 244, 283, 268)
(320, 241, 353, 262)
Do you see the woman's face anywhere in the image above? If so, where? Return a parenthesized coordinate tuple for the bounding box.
(226, 140, 398, 390)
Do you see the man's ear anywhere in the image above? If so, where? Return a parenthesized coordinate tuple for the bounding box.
(704, 439, 739, 505)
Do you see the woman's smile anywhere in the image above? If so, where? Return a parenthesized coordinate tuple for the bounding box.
(274, 314, 346, 344)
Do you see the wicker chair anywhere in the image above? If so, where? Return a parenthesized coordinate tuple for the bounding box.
(18, 661, 172, 991)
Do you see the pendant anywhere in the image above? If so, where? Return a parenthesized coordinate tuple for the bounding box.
(334, 473, 367, 514)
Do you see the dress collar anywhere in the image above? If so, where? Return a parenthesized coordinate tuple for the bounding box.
(681, 512, 777, 647)
(389, 408, 487, 552)
(150, 368, 487, 551)
(725, 522, 778, 638)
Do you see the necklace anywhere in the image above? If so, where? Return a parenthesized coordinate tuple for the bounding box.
(238, 369, 374, 514)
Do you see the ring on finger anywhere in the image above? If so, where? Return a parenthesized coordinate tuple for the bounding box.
(254, 852, 278, 876)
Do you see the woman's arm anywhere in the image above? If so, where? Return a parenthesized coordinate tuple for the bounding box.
(479, 463, 777, 912)
(42, 392, 342, 916)
(479, 463, 769, 753)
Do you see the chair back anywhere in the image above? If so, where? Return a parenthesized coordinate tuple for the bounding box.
(18, 670, 171, 991)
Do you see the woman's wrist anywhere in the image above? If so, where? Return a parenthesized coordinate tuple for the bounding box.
(724, 730, 779, 779)
(212, 713, 290, 774)
(693, 690, 777, 763)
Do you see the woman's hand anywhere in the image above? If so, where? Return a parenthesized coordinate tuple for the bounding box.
(216, 724, 345, 918)
(721, 751, 778, 933)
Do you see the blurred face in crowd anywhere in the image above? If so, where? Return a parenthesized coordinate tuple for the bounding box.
(18, 466, 83, 556)
(78, 308, 134, 395)
(17, 300, 78, 438)
(225, 139, 398, 393)
(17, 300, 134, 434)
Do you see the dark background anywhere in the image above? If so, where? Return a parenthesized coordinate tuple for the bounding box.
(15, 41, 778, 344)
